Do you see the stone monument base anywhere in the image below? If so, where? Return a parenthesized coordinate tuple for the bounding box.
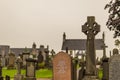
(82, 76, 99, 80)
(14, 74, 24, 80)
(25, 77, 36, 80)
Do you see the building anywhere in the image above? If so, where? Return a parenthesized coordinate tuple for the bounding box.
(61, 32, 106, 57)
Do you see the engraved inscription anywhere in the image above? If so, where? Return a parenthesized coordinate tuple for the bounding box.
(56, 60, 67, 74)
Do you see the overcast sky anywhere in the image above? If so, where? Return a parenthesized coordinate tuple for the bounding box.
(0, 0, 117, 56)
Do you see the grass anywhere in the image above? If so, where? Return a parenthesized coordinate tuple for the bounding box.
(98, 68, 103, 79)
(2, 67, 52, 78)
(36, 69, 52, 78)
(2, 67, 103, 79)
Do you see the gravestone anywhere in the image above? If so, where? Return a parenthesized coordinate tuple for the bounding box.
(25, 58, 37, 80)
(1, 57, 5, 67)
(0, 55, 2, 66)
(22, 51, 30, 68)
(6, 75, 10, 80)
(1, 50, 6, 67)
(78, 62, 85, 80)
(37, 51, 44, 69)
(53, 52, 72, 80)
(109, 49, 120, 80)
(102, 58, 109, 80)
(7, 52, 15, 69)
(50, 49, 55, 58)
(0, 66, 3, 80)
(44, 48, 49, 68)
(112, 48, 119, 55)
(82, 16, 100, 80)
(14, 57, 24, 80)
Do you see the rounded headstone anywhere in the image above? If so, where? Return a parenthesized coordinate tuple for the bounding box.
(113, 48, 119, 55)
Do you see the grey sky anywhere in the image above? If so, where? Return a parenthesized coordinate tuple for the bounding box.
(0, 0, 116, 56)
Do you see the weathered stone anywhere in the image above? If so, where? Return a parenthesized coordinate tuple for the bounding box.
(113, 48, 119, 55)
(109, 54, 120, 80)
(14, 74, 24, 80)
(25, 58, 37, 80)
(82, 76, 99, 80)
(22, 52, 30, 68)
(6, 75, 10, 80)
(82, 16, 100, 76)
(37, 51, 44, 63)
(102, 58, 109, 80)
(7, 52, 15, 69)
(14, 57, 24, 80)
(0, 66, 2, 77)
(78, 62, 85, 80)
(53, 52, 72, 80)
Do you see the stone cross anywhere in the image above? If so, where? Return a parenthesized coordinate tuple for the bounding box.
(101, 32, 108, 59)
(101, 45, 108, 59)
(50, 49, 55, 57)
(82, 16, 100, 76)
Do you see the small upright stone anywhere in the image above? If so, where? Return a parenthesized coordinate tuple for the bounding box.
(25, 58, 37, 80)
(7, 52, 15, 69)
(109, 48, 120, 80)
(14, 56, 24, 80)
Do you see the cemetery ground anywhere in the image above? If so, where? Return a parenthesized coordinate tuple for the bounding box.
(2, 67, 103, 80)
(2, 67, 52, 79)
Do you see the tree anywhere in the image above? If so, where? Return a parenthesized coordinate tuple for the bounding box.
(105, 0, 120, 38)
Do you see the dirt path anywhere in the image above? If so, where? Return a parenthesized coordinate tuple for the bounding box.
(37, 78, 52, 80)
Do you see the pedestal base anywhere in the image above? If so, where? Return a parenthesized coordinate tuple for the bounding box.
(82, 76, 99, 80)
(14, 74, 24, 80)
(25, 77, 36, 80)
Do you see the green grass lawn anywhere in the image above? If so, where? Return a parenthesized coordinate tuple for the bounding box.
(2, 67, 103, 79)
(2, 67, 52, 78)
(98, 68, 103, 79)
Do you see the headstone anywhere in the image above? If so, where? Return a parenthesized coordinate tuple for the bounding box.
(0, 55, 2, 66)
(0, 66, 2, 77)
(101, 32, 108, 60)
(102, 58, 109, 80)
(0, 66, 3, 80)
(22, 51, 30, 68)
(113, 48, 119, 55)
(82, 16, 100, 75)
(53, 52, 72, 80)
(25, 58, 37, 80)
(5, 55, 9, 67)
(72, 58, 78, 80)
(78, 62, 85, 80)
(109, 54, 120, 80)
(14, 57, 24, 80)
(50, 49, 55, 58)
(38, 51, 43, 63)
(7, 52, 15, 69)
(0, 77, 3, 80)
(1, 50, 6, 67)
(82, 16, 100, 79)
(38, 45, 50, 68)
(1, 57, 5, 67)
(31, 42, 37, 56)
(37, 51, 44, 69)
(6, 75, 10, 80)
(44, 47, 49, 68)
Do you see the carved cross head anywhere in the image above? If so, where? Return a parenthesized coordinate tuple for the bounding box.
(82, 16, 100, 35)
